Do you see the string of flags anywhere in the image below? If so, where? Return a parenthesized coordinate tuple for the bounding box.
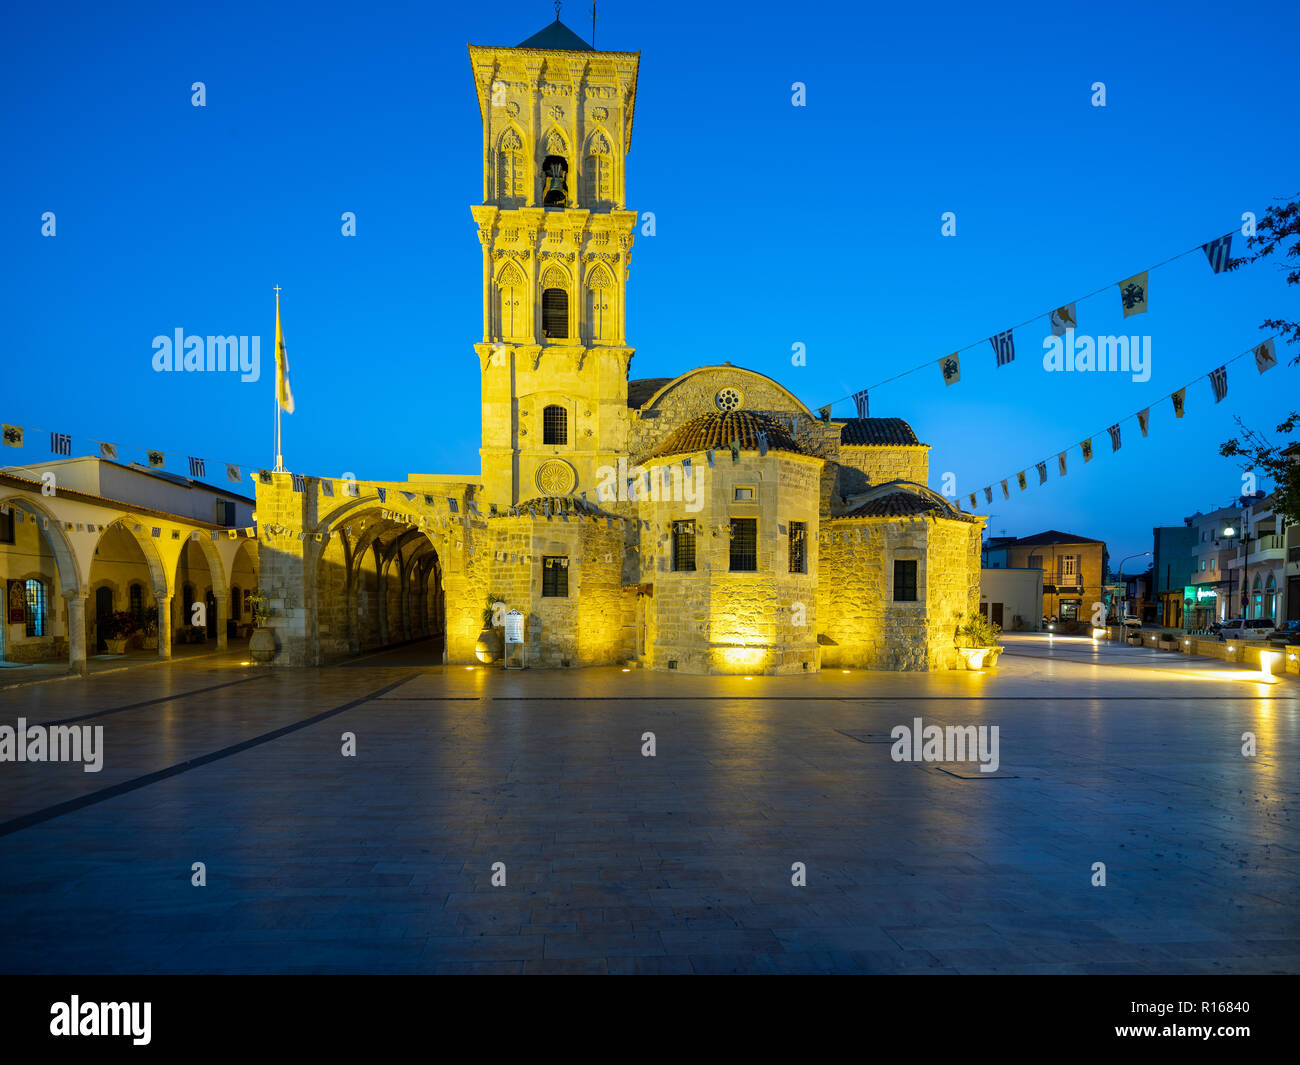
(814, 228, 1244, 416)
(963, 337, 1280, 513)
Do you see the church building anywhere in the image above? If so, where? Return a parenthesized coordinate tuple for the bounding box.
(249, 15, 986, 674)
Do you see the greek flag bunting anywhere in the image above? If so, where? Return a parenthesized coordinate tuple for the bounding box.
(321, 479, 334, 497)
(188, 457, 205, 478)
(1058, 452, 1067, 477)
(1172, 388, 1186, 418)
(99, 442, 118, 461)
(147, 450, 164, 468)
(757, 430, 769, 457)
(50, 432, 71, 456)
(990, 329, 1015, 367)
(1016, 471, 1027, 491)
(968, 493, 977, 510)
(1137, 408, 1150, 437)
(1108, 424, 1122, 452)
(1209, 365, 1228, 403)
(1201, 233, 1233, 274)
(226, 464, 241, 483)
(984, 486, 993, 504)
(1081, 438, 1093, 462)
(1036, 461, 1047, 485)
(1000, 480, 1009, 500)
(291, 473, 306, 493)
(852, 390, 869, 418)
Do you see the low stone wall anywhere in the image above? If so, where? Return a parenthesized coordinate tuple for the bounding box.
(1110, 629, 1297, 672)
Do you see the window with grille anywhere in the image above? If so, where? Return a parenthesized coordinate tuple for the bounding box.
(729, 518, 757, 572)
(672, 520, 696, 572)
(788, 521, 807, 573)
(542, 288, 568, 338)
(893, 559, 918, 602)
(542, 556, 569, 597)
(25, 579, 45, 637)
(543, 405, 568, 445)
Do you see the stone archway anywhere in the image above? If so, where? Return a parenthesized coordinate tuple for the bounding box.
(0, 495, 84, 671)
(310, 504, 447, 664)
(173, 535, 229, 652)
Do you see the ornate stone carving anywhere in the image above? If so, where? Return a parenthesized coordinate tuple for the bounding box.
(535, 459, 577, 495)
(591, 106, 609, 120)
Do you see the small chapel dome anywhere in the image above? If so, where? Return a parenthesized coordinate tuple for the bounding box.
(647, 410, 806, 461)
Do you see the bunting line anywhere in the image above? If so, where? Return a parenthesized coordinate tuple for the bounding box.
(814, 227, 1241, 413)
(963, 335, 1280, 511)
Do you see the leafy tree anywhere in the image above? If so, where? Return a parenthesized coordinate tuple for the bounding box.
(1219, 195, 1300, 525)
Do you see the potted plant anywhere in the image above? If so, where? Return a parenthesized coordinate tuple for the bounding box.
(102, 611, 138, 655)
(139, 606, 159, 650)
(248, 594, 277, 663)
(475, 592, 506, 664)
(954, 612, 1004, 670)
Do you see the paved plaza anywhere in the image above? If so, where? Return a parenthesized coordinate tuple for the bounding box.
(1, 635, 1297, 974)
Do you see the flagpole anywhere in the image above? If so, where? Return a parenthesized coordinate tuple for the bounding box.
(274, 285, 284, 472)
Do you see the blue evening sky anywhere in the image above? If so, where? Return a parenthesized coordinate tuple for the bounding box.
(2, 0, 1296, 565)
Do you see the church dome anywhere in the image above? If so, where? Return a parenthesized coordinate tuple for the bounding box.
(647, 410, 805, 461)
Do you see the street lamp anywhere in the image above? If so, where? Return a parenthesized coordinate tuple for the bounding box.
(1220, 520, 1254, 621)
(1114, 551, 1152, 630)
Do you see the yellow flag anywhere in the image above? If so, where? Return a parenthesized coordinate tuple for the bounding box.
(275, 291, 295, 414)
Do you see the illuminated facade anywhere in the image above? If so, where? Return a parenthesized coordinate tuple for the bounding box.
(248, 18, 985, 674)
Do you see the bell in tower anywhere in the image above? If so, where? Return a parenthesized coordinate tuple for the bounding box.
(541, 155, 569, 207)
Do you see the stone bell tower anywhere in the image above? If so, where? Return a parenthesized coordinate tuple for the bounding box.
(468, 18, 641, 507)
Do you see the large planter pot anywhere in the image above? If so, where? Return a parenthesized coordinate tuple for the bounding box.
(475, 628, 503, 664)
(104, 637, 128, 655)
(140, 635, 158, 651)
(958, 645, 1003, 670)
(249, 627, 278, 664)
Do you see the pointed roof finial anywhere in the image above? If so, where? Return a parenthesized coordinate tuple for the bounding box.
(555, 0, 562, 20)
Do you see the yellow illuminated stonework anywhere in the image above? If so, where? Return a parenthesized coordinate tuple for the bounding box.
(247, 19, 985, 673)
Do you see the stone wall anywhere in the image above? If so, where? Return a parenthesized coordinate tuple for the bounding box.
(816, 514, 981, 671)
(641, 450, 822, 674)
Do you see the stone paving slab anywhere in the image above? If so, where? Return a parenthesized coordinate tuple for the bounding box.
(0, 637, 1296, 973)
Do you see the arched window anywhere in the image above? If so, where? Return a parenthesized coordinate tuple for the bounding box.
(25, 579, 45, 637)
(542, 289, 568, 338)
(496, 129, 526, 204)
(496, 261, 526, 340)
(586, 265, 614, 343)
(543, 405, 568, 446)
(583, 131, 612, 206)
(129, 583, 143, 619)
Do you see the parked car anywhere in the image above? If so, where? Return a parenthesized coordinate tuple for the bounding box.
(1267, 620, 1300, 647)
(1218, 618, 1275, 640)
(1121, 615, 1141, 629)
